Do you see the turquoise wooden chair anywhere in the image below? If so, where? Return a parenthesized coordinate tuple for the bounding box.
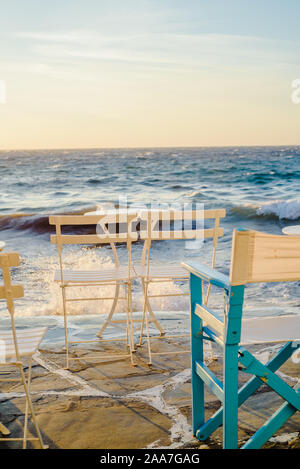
(182, 228, 300, 449)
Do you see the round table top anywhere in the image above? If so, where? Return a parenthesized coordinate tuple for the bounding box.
(0, 241, 6, 251)
(282, 225, 300, 235)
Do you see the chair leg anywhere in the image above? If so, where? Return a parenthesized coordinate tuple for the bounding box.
(239, 347, 300, 409)
(137, 311, 145, 347)
(125, 283, 136, 366)
(204, 283, 215, 361)
(147, 300, 165, 336)
(0, 422, 10, 436)
(138, 279, 148, 346)
(124, 284, 129, 349)
(139, 279, 153, 365)
(97, 283, 120, 338)
(18, 364, 45, 449)
(139, 279, 165, 341)
(128, 280, 136, 353)
(125, 288, 129, 350)
(196, 341, 297, 441)
(144, 302, 152, 366)
(242, 383, 300, 449)
(22, 358, 32, 449)
(61, 285, 70, 369)
(223, 344, 239, 449)
(191, 274, 205, 435)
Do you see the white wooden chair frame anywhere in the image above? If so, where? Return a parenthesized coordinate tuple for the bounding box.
(135, 208, 226, 365)
(49, 213, 139, 368)
(0, 252, 47, 449)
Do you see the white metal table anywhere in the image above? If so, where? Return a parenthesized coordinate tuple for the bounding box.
(282, 226, 300, 235)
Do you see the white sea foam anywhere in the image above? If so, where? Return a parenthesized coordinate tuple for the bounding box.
(256, 198, 300, 220)
(269, 432, 299, 444)
(14, 248, 189, 317)
(127, 368, 192, 448)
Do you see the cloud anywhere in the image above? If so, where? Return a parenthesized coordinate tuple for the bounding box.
(32, 63, 95, 81)
(1, 60, 95, 82)
(14, 31, 96, 44)
(12, 31, 299, 71)
(32, 43, 181, 66)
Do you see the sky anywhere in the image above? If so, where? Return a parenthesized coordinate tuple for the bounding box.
(0, 0, 300, 149)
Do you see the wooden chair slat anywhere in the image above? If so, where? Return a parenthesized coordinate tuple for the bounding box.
(0, 252, 20, 267)
(51, 233, 138, 245)
(0, 285, 24, 300)
(140, 227, 224, 240)
(230, 229, 300, 285)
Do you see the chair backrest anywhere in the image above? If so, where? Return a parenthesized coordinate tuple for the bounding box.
(139, 208, 225, 272)
(49, 213, 139, 246)
(139, 208, 225, 242)
(230, 229, 300, 286)
(0, 253, 24, 314)
(49, 213, 139, 277)
(139, 208, 225, 305)
(0, 252, 24, 361)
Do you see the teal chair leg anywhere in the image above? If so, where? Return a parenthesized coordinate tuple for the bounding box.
(197, 341, 297, 440)
(241, 342, 300, 449)
(222, 284, 244, 449)
(242, 384, 300, 449)
(242, 394, 297, 449)
(223, 344, 239, 449)
(190, 274, 205, 435)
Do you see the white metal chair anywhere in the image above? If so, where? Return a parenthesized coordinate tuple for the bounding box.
(183, 228, 300, 449)
(0, 252, 47, 449)
(135, 208, 226, 365)
(49, 212, 139, 368)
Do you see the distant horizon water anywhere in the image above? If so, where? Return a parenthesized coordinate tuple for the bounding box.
(2, 144, 300, 152)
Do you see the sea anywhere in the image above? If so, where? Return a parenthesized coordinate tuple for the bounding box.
(1, 146, 300, 347)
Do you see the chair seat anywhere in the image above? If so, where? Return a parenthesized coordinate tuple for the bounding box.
(54, 266, 136, 284)
(241, 314, 300, 345)
(0, 327, 47, 361)
(134, 264, 188, 280)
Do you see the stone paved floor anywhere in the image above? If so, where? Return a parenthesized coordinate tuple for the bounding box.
(0, 338, 299, 449)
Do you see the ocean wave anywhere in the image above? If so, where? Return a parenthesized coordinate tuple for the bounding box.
(256, 199, 300, 220)
(87, 178, 103, 185)
(3, 198, 300, 237)
(6, 249, 190, 317)
(0, 213, 51, 234)
(0, 207, 99, 234)
(232, 199, 300, 221)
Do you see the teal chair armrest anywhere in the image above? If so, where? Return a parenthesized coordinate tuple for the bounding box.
(181, 260, 230, 291)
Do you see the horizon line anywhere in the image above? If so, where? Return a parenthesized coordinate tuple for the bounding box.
(1, 143, 300, 152)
